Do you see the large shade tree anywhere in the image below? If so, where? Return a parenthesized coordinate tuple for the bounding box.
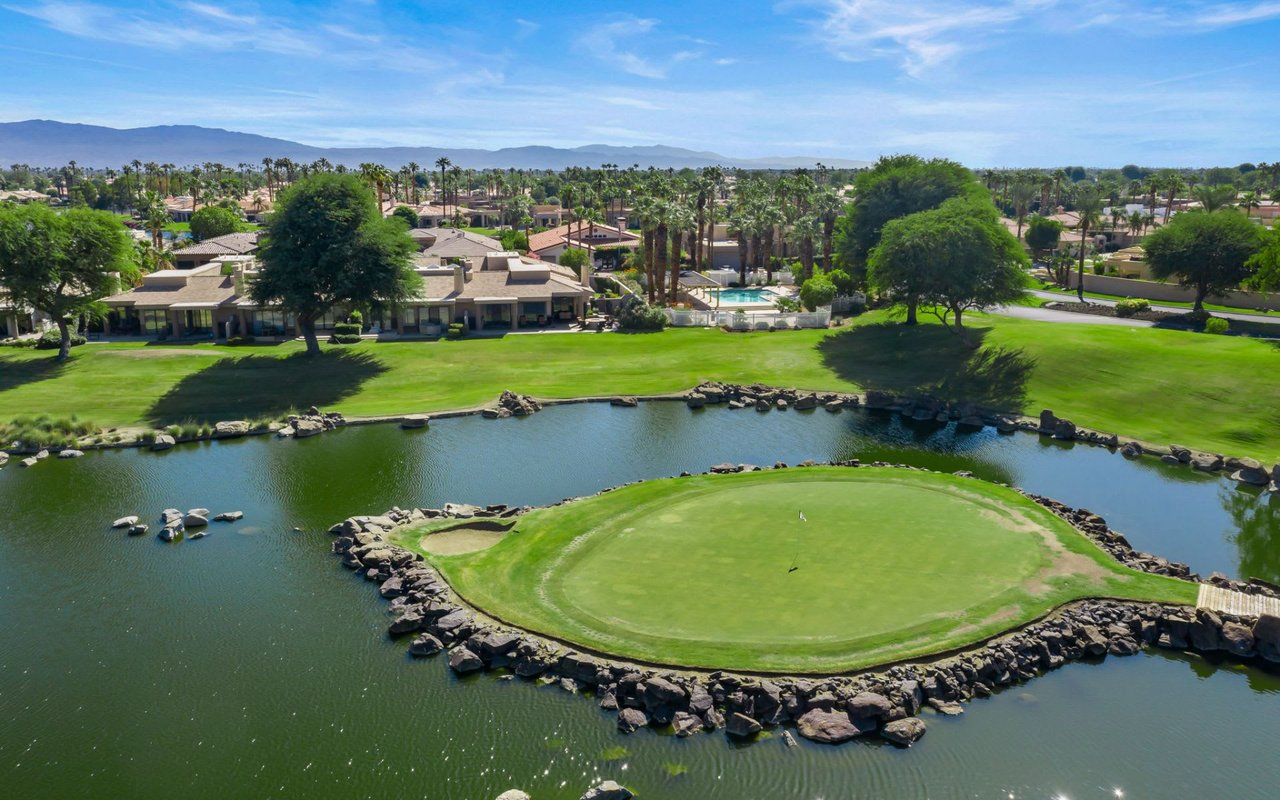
(833, 155, 985, 289)
(868, 197, 1027, 330)
(0, 204, 136, 360)
(250, 173, 420, 356)
(1143, 209, 1265, 311)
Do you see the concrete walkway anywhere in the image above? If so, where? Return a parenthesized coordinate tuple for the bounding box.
(1197, 584, 1280, 617)
(1028, 289, 1280, 326)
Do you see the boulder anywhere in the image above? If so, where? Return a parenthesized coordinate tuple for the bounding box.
(495, 791, 531, 800)
(1169, 444, 1192, 463)
(927, 699, 964, 716)
(880, 717, 927, 747)
(616, 708, 648, 733)
(1190, 452, 1223, 472)
(213, 420, 250, 438)
(1252, 615, 1280, 662)
(409, 634, 443, 657)
(127, 524, 148, 536)
(1220, 622, 1256, 657)
(213, 511, 244, 522)
(725, 712, 762, 738)
(400, 415, 430, 429)
(276, 426, 295, 438)
(34, 449, 49, 460)
(579, 781, 634, 800)
(641, 676, 687, 709)
(57, 449, 84, 459)
(20, 457, 37, 467)
(183, 513, 209, 528)
(112, 515, 139, 529)
(294, 418, 325, 438)
(610, 396, 638, 407)
(1038, 409, 1057, 433)
(796, 708, 874, 744)
(672, 711, 702, 737)
(447, 646, 483, 674)
(158, 527, 179, 542)
(846, 691, 893, 720)
(0, 452, 8, 467)
(1229, 458, 1271, 486)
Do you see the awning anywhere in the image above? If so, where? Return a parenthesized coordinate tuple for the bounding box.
(472, 297, 519, 303)
(170, 302, 223, 310)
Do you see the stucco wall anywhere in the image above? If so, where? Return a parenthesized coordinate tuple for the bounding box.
(1076, 273, 1280, 311)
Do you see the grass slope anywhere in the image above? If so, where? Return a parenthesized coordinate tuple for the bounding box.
(1, 311, 1277, 459)
(400, 468, 1196, 673)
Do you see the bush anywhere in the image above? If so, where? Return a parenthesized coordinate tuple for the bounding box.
(0, 413, 97, 449)
(0, 337, 37, 348)
(1204, 317, 1230, 335)
(333, 322, 362, 336)
(1114, 298, 1150, 317)
(798, 275, 837, 311)
(828, 268, 856, 297)
(347, 309, 363, 325)
(446, 323, 466, 339)
(35, 329, 87, 349)
(189, 206, 242, 242)
(616, 296, 666, 331)
(330, 334, 363, 344)
(774, 296, 801, 312)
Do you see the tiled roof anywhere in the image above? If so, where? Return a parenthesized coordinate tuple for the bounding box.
(410, 267, 590, 303)
(175, 232, 260, 257)
(527, 223, 639, 254)
(421, 228, 502, 258)
(104, 275, 239, 308)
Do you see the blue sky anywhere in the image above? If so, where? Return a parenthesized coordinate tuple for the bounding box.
(1, 0, 1279, 166)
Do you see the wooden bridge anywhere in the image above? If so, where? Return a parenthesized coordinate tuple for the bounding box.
(1197, 584, 1280, 617)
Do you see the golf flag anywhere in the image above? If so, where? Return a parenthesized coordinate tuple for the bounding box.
(799, 510, 806, 522)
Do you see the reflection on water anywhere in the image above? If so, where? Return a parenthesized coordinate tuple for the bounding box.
(0, 402, 1277, 799)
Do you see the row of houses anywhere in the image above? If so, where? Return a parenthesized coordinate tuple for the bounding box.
(100, 229, 594, 339)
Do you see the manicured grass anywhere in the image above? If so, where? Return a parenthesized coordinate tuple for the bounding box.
(399, 468, 1196, 673)
(1, 312, 1278, 459)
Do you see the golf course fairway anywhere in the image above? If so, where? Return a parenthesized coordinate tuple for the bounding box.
(403, 467, 1197, 673)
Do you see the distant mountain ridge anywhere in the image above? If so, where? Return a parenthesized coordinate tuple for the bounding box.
(0, 120, 870, 171)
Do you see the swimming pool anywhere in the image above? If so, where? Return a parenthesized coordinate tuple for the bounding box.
(710, 287, 782, 304)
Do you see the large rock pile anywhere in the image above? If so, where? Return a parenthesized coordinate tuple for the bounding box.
(483, 391, 542, 419)
(684, 382, 859, 413)
(277, 407, 346, 438)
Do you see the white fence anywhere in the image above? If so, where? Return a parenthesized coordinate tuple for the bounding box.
(665, 308, 831, 329)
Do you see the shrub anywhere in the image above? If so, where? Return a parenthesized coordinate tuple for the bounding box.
(0, 413, 97, 449)
(347, 309, 363, 325)
(0, 337, 37, 348)
(446, 323, 466, 339)
(828, 268, 856, 297)
(1204, 317, 1230, 335)
(35, 329, 87, 349)
(616, 296, 666, 331)
(330, 334, 363, 344)
(189, 206, 242, 242)
(798, 274, 837, 311)
(774, 296, 802, 312)
(1114, 298, 1150, 317)
(333, 322, 362, 336)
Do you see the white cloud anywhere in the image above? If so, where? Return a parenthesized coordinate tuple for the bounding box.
(580, 16, 668, 79)
(714, 57, 737, 66)
(810, 0, 1058, 77)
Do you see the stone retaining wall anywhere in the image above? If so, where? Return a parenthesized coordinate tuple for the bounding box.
(327, 462, 1280, 749)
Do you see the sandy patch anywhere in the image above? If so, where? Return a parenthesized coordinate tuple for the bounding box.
(420, 528, 504, 555)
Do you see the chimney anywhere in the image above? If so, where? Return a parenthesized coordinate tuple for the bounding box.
(616, 216, 627, 232)
(579, 262, 591, 288)
(454, 264, 465, 294)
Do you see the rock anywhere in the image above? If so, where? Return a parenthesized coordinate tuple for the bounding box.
(34, 449, 49, 460)
(294, 418, 325, 438)
(276, 426, 295, 438)
(1229, 458, 1271, 486)
(641, 676, 687, 709)
(846, 691, 893, 720)
(112, 515, 139, 529)
(1038, 409, 1057, 433)
(0, 452, 8, 467)
(158, 527, 179, 542)
(400, 414, 430, 429)
(610, 396, 638, 407)
(1169, 444, 1192, 463)
(880, 717, 926, 747)
(1220, 622, 1256, 657)
(128, 524, 148, 536)
(1190, 452, 1223, 472)
(672, 711, 702, 737)
(1252, 615, 1280, 662)
(20, 457, 37, 467)
(495, 791, 531, 800)
(409, 633, 444, 657)
(796, 708, 873, 744)
(189, 530, 208, 539)
(725, 712, 762, 738)
(213, 420, 250, 438)
(447, 646, 483, 674)
(927, 699, 964, 716)
(57, 449, 84, 459)
(183, 513, 209, 528)
(151, 433, 176, 450)
(616, 707, 648, 733)
(579, 780, 634, 800)
(161, 508, 182, 524)
(213, 511, 244, 522)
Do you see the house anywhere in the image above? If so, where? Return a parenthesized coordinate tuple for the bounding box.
(172, 231, 260, 269)
(531, 205, 563, 228)
(100, 250, 593, 340)
(409, 228, 503, 263)
(1103, 246, 1152, 279)
(1, 287, 46, 339)
(0, 188, 53, 204)
(527, 221, 639, 264)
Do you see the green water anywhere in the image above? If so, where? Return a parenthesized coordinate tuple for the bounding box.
(1, 403, 1277, 798)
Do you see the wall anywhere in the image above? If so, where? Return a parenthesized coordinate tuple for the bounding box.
(1076, 273, 1280, 311)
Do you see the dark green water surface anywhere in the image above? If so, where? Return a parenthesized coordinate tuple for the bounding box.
(1, 403, 1277, 799)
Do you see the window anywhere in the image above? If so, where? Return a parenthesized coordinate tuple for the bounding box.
(251, 310, 286, 336)
(141, 309, 169, 336)
(521, 302, 544, 317)
(184, 309, 213, 334)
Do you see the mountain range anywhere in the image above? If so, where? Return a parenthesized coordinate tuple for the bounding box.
(0, 120, 870, 172)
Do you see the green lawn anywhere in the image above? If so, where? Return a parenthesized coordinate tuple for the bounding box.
(399, 468, 1196, 673)
(1, 312, 1278, 460)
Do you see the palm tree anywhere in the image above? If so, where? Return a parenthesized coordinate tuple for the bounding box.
(701, 165, 724, 270)
(1072, 185, 1104, 302)
(1240, 191, 1260, 218)
(142, 191, 169, 250)
(261, 157, 275, 202)
(814, 188, 843, 273)
(1052, 168, 1068, 211)
(1192, 183, 1236, 213)
(1162, 173, 1185, 226)
(668, 200, 695, 302)
(1009, 180, 1036, 241)
(789, 213, 823, 283)
(435, 157, 452, 219)
(406, 161, 420, 204)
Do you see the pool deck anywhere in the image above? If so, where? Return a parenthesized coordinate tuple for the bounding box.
(687, 286, 791, 310)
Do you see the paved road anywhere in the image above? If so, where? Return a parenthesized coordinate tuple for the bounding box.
(1027, 289, 1280, 326)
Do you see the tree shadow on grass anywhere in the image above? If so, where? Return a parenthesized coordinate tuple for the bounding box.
(0, 353, 68, 396)
(145, 349, 388, 426)
(816, 322, 1037, 412)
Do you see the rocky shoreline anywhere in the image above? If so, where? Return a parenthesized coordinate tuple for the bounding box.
(4, 384, 1276, 491)
(326, 461, 1280, 750)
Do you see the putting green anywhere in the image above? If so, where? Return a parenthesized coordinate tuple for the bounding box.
(402, 468, 1196, 673)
